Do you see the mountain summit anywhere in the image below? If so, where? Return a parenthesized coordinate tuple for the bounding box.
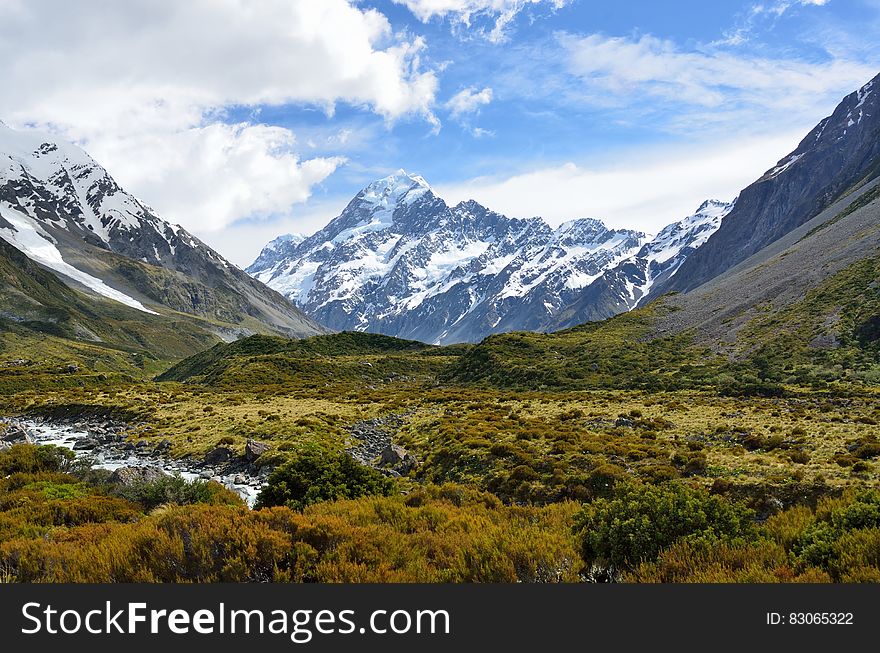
(249, 173, 727, 344)
(0, 121, 326, 341)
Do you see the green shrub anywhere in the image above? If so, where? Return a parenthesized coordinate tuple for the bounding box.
(255, 449, 394, 511)
(114, 476, 243, 510)
(0, 445, 75, 475)
(794, 490, 880, 576)
(573, 482, 755, 579)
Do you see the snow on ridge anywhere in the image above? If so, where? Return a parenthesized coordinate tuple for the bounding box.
(766, 153, 804, 179)
(248, 168, 732, 342)
(0, 203, 158, 314)
(629, 199, 731, 305)
(0, 122, 197, 258)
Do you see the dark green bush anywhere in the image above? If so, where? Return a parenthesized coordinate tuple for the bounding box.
(573, 482, 755, 579)
(255, 449, 394, 511)
(114, 476, 243, 510)
(0, 444, 75, 475)
(794, 490, 880, 575)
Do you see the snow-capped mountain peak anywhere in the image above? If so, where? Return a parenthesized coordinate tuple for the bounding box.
(357, 169, 431, 213)
(248, 170, 728, 344)
(264, 232, 306, 252)
(0, 121, 324, 337)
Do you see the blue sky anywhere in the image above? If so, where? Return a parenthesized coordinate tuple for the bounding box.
(1, 0, 878, 264)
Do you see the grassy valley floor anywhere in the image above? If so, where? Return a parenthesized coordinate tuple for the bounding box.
(1, 261, 879, 582)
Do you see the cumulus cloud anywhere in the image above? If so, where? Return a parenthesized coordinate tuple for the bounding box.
(394, 0, 571, 42)
(0, 0, 439, 232)
(445, 87, 494, 118)
(101, 123, 345, 234)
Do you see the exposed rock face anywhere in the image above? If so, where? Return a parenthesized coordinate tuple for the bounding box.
(1, 422, 33, 445)
(653, 72, 880, 299)
(204, 446, 233, 465)
(249, 171, 726, 344)
(379, 443, 418, 475)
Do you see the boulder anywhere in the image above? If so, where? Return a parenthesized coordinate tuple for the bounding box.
(379, 444, 418, 474)
(108, 466, 168, 487)
(73, 438, 99, 450)
(154, 439, 172, 453)
(2, 423, 33, 444)
(204, 446, 233, 465)
(244, 439, 270, 462)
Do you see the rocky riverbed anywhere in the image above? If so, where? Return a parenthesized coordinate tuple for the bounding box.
(1, 411, 421, 506)
(0, 417, 268, 507)
(347, 413, 418, 476)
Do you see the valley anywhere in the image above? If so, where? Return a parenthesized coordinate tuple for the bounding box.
(0, 68, 878, 585)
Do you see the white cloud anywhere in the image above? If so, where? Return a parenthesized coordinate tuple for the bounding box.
(394, 0, 571, 42)
(768, 0, 831, 16)
(721, 0, 832, 45)
(203, 197, 351, 268)
(445, 87, 494, 118)
(559, 33, 877, 125)
(102, 123, 345, 234)
(0, 0, 439, 232)
(436, 130, 810, 234)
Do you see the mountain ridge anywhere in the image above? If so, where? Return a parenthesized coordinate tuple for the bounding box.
(248, 171, 727, 344)
(650, 72, 880, 299)
(0, 121, 327, 341)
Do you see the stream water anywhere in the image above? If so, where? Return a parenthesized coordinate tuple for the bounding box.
(21, 421, 263, 507)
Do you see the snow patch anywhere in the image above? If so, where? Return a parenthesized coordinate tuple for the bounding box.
(0, 204, 158, 314)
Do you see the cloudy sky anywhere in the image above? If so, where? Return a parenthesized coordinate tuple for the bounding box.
(1, 0, 878, 265)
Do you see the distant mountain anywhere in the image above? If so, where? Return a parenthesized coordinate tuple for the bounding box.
(0, 122, 326, 342)
(249, 171, 727, 344)
(651, 72, 880, 299)
(547, 199, 731, 330)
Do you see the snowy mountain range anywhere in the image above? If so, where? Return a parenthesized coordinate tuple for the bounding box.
(248, 171, 730, 344)
(0, 121, 324, 340)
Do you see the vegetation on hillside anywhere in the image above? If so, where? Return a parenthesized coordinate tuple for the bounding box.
(0, 244, 877, 583)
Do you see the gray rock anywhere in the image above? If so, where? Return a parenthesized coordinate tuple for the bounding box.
(73, 438, 99, 450)
(204, 446, 233, 465)
(2, 423, 33, 444)
(109, 466, 168, 487)
(154, 439, 172, 453)
(244, 439, 270, 462)
(379, 444, 418, 474)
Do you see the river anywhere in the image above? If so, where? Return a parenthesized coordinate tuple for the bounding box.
(20, 420, 263, 507)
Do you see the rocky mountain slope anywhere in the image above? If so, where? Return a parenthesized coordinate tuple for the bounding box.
(546, 199, 730, 331)
(0, 235, 226, 369)
(649, 175, 880, 353)
(249, 172, 726, 344)
(447, 175, 880, 395)
(651, 72, 880, 298)
(0, 121, 326, 341)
